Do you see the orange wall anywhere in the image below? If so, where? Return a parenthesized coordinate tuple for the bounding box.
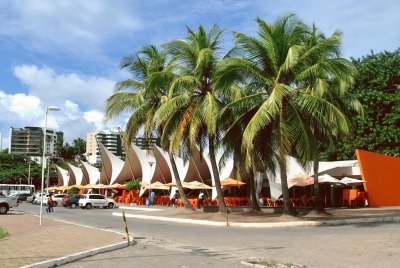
(356, 149, 400, 206)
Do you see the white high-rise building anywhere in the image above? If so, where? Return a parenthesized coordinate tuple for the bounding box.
(85, 128, 125, 165)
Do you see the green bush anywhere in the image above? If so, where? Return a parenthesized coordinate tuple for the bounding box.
(0, 228, 9, 240)
(125, 179, 141, 191)
(67, 186, 80, 194)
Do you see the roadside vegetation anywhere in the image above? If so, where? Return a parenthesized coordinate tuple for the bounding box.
(0, 228, 9, 240)
(105, 13, 399, 216)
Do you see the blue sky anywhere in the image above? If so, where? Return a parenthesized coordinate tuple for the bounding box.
(0, 0, 399, 148)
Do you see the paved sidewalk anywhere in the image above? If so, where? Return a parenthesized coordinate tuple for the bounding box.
(2, 206, 400, 268)
(0, 213, 125, 268)
(116, 205, 400, 226)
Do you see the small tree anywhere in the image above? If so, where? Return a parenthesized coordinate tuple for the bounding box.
(125, 180, 141, 191)
(67, 187, 79, 194)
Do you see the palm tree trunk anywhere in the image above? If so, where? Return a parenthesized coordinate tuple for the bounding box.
(279, 158, 296, 216)
(250, 169, 261, 211)
(170, 153, 194, 211)
(313, 157, 324, 212)
(208, 135, 226, 212)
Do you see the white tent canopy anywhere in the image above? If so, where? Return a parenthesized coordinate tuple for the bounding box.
(98, 142, 124, 185)
(66, 163, 83, 186)
(341, 177, 366, 186)
(55, 165, 69, 186)
(79, 160, 100, 185)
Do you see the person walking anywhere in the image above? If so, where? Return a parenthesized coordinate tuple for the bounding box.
(46, 193, 54, 213)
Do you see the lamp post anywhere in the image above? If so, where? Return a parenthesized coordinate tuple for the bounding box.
(40, 106, 61, 226)
(148, 161, 154, 206)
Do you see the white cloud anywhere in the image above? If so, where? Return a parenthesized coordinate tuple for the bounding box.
(0, 91, 43, 120)
(83, 110, 106, 131)
(13, 64, 115, 111)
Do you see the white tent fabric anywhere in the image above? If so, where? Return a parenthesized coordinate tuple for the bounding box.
(153, 146, 189, 199)
(267, 177, 283, 202)
(341, 177, 366, 186)
(66, 163, 83, 185)
(318, 174, 345, 185)
(79, 160, 100, 185)
(98, 142, 125, 185)
(55, 165, 69, 186)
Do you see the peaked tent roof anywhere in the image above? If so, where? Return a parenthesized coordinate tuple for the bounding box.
(79, 160, 100, 185)
(55, 165, 69, 186)
(98, 142, 125, 185)
(66, 163, 84, 186)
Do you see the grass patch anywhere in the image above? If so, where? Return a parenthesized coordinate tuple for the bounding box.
(0, 227, 9, 239)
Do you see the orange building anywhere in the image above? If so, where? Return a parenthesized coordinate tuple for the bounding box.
(356, 149, 400, 206)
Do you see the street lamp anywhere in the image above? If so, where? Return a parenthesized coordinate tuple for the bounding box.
(148, 160, 154, 206)
(40, 106, 61, 226)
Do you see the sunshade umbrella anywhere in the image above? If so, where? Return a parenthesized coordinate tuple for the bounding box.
(82, 184, 96, 189)
(288, 174, 314, 187)
(45, 186, 58, 191)
(56, 186, 70, 191)
(69, 184, 84, 189)
(165, 182, 177, 187)
(220, 178, 246, 187)
(318, 174, 346, 186)
(91, 183, 109, 189)
(109, 183, 123, 188)
(341, 177, 366, 186)
(184, 181, 212, 190)
(145, 181, 170, 190)
(116, 183, 127, 189)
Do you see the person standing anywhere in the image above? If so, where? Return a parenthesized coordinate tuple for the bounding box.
(46, 193, 54, 213)
(150, 190, 155, 206)
(198, 191, 204, 209)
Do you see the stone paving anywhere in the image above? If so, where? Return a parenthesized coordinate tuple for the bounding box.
(0, 213, 124, 268)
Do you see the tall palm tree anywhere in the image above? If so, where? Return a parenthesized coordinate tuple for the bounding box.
(105, 44, 194, 210)
(155, 25, 227, 212)
(217, 15, 354, 215)
(299, 25, 362, 211)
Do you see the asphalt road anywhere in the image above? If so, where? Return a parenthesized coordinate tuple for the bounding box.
(15, 203, 400, 268)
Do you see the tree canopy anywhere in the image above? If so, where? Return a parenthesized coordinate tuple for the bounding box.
(321, 49, 400, 160)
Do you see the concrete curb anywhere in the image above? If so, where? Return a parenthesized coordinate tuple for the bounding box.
(113, 212, 400, 228)
(21, 241, 129, 268)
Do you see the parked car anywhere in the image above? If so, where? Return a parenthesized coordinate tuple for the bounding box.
(0, 193, 18, 214)
(15, 193, 33, 203)
(26, 195, 34, 203)
(33, 193, 49, 205)
(51, 194, 67, 207)
(79, 194, 116, 209)
(63, 195, 82, 208)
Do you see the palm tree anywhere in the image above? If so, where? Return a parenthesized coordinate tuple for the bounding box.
(105, 44, 194, 210)
(299, 25, 362, 211)
(155, 25, 227, 212)
(217, 14, 355, 215)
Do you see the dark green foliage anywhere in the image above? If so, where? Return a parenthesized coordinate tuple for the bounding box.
(0, 152, 41, 184)
(321, 49, 400, 160)
(67, 187, 79, 194)
(125, 179, 140, 191)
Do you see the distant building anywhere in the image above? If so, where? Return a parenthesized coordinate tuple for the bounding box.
(85, 128, 125, 165)
(8, 127, 62, 159)
(85, 128, 160, 165)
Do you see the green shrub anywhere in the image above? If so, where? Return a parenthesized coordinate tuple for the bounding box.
(125, 179, 141, 191)
(0, 228, 9, 240)
(67, 186, 80, 194)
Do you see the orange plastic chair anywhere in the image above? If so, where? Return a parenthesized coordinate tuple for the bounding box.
(348, 189, 359, 207)
(342, 189, 350, 207)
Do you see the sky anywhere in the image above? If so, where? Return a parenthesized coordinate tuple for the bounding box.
(0, 0, 399, 149)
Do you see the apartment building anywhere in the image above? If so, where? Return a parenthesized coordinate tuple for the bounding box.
(8, 126, 62, 159)
(85, 128, 125, 165)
